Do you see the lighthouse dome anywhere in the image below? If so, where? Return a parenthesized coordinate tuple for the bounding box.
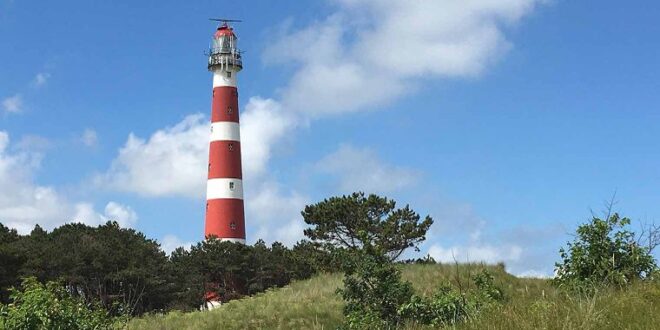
(214, 25, 236, 39)
(211, 25, 238, 55)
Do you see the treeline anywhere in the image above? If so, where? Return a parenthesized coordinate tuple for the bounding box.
(0, 222, 334, 316)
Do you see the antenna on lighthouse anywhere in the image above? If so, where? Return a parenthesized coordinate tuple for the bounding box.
(209, 18, 243, 25)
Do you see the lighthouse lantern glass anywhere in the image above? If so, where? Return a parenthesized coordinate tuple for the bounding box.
(212, 35, 236, 54)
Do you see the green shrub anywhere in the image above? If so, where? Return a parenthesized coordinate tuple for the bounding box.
(338, 246, 414, 328)
(398, 270, 505, 327)
(554, 213, 657, 292)
(0, 277, 115, 330)
(399, 284, 472, 327)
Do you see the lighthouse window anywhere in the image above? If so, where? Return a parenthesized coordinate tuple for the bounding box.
(230, 222, 236, 231)
(229, 182, 235, 190)
(208, 163, 211, 171)
(226, 71, 232, 78)
(227, 106, 233, 114)
(228, 143, 234, 151)
(206, 203, 209, 211)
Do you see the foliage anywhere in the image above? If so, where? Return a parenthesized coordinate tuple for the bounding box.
(4, 222, 173, 316)
(0, 277, 114, 330)
(168, 238, 317, 310)
(397, 270, 505, 327)
(473, 269, 505, 303)
(0, 221, 322, 316)
(554, 213, 658, 291)
(302, 192, 433, 261)
(398, 284, 472, 327)
(126, 264, 660, 330)
(338, 243, 414, 328)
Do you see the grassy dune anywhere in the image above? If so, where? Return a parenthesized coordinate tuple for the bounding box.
(128, 264, 660, 330)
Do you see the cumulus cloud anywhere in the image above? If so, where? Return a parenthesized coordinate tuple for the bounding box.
(97, 114, 209, 198)
(71, 202, 138, 228)
(160, 234, 195, 255)
(0, 131, 136, 234)
(428, 243, 523, 264)
(316, 144, 420, 193)
(98, 97, 296, 197)
(2, 94, 22, 114)
(240, 98, 298, 179)
(246, 181, 309, 245)
(80, 128, 98, 147)
(32, 72, 50, 87)
(266, 0, 541, 116)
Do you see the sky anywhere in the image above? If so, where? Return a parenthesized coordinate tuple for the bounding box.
(1, 0, 659, 277)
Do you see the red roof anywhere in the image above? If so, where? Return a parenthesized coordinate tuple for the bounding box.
(214, 25, 235, 39)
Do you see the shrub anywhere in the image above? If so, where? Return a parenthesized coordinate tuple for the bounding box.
(554, 213, 657, 292)
(338, 246, 414, 328)
(398, 270, 505, 327)
(0, 277, 115, 330)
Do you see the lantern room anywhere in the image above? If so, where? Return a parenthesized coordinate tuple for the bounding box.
(208, 23, 242, 71)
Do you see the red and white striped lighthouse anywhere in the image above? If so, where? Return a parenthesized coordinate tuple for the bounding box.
(204, 22, 245, 244)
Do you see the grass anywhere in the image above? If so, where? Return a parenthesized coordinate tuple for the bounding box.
(127, 264, 660, 330)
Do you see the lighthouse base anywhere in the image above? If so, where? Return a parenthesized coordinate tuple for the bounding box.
(201, 300, 222, 311)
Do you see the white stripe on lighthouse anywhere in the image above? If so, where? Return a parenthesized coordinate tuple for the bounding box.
(213, 70, 238, 87)
(210, 122, 241, 142)
(206, 178, 244, 200)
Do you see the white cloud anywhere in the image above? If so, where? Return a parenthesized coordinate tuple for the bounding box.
(0, 131, 135, 234)
(2, 94, 23, 113)
(80, 128, 98, 147)
(98, 97, 296, 197)
(240, 98, 298, 179)
(428, 244, 523, 264)
(246, 181, 309, 245)
(71, 201, 137, 228)
(32, 72, 50, 87)
(266, 0, 541, 116)
(517, 269, 552, 278)
(316, 144, 420, 193)
(97, 114, 209, 198)
(103, 202, 138, 227)
(160, 234, 195, 255)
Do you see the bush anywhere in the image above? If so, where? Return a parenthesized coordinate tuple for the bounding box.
(0, 277, 115, 330)
(554, 213, 657, 292)
(338, 246, 414, 328)
(398, 270, 505, 327)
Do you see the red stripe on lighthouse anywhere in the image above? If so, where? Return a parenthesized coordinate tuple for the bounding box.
(212, 87, 239, 123)
(208, 141, 243, 179)
(205, 199, 245, 239)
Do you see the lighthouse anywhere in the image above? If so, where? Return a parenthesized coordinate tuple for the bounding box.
(205, 21, 246, 244)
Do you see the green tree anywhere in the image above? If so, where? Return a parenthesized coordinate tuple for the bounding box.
(0, 224, 21, 303)
(0, 277, 114, 330)
(338, 242, 414, 329)
(302, 192, 433, 261)
(554, 212, 658, 290)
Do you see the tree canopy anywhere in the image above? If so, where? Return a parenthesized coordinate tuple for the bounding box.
(302, 192, 433, 261)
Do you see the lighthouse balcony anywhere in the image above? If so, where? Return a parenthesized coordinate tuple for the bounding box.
(208, 52, 243, 70)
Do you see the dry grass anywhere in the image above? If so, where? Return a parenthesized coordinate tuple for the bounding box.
(127, 264, 660, 330)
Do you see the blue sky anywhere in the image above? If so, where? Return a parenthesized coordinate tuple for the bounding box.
(1, 0, 659, 277)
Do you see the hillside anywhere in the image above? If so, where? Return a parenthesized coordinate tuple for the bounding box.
(128, 264, 660, 329)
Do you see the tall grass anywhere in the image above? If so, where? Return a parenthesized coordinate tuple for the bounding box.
(127, 264, 660, 330)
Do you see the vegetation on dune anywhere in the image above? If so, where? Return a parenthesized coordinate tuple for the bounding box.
(2, 193, 660, 329)
(0, 222, 326, 317)
(128, 264, 660, 330)
(0, 277, 115, 330)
